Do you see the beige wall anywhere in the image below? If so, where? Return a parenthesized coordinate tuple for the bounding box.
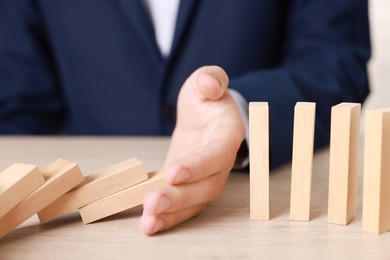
(366, 0, 390, 109)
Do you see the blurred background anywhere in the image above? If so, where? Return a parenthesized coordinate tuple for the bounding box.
(366, 0, 390, 109)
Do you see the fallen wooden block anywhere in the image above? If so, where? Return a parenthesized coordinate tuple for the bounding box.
(290, 102, 316, 221)
(328, 103, 361, 225)
(0, 159, 84, 238)
(79, 170, 166, 224)
(38, 158, 148, 223)
(0, 163, 45, 218)
(249, 102, 269, 220)
(362, 107, 390, 234)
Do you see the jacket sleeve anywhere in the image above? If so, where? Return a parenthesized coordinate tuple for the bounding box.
(0, 1, 65, 134)
(230, 0, 371, 169)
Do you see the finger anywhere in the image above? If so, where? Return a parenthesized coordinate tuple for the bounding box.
(165, 139, 237, 185)
(189, 65, 229, 101)
(143, 170, 229, 215)
(197, 73, 225, 100)
(140, 203, 207, 235)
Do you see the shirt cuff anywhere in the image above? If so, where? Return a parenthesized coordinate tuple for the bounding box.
(229, 89, 249, 169)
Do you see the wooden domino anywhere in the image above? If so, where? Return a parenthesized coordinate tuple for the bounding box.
(249, 102, 269, 220)
(362, 108, 390, 234)
(290, 102, 316, 221)
(38, 158, 148, 223)
(328, 103, 361, 225)
(0, 159, 84, 238)
(0, 163, 45, 218)
(79, 170, 166, 224)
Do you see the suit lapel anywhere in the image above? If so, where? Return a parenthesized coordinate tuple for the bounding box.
(169, 0, 199, 59)
(116, 0, 200, 64)
(117, 0, 163, 63)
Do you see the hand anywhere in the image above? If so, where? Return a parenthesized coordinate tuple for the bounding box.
(140, 66, 246, 235)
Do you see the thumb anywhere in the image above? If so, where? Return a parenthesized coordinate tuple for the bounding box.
(194, 66, 229, 101)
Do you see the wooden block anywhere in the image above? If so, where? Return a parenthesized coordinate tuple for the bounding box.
(79, 170, 166, 224)
(249, 102, 269, 220)
(328, 103, 361, 225)
(0, 164, 45, 218)
(290, 102, 316, 221)
(0, 159, 84, 238)
(362, 108, 390, 234)
(38, 158, 148, 223)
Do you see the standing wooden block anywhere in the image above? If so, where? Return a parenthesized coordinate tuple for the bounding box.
(290, 102, 316, 221)
(79, 170, 166, 224)
(0, 159, 84, 238)
(328, 103, 361, 225)
(249, 102, 269, 220)
(362, 108, 390, 234)
(38, 158, 148, 223)
(0, 164, 45, 218)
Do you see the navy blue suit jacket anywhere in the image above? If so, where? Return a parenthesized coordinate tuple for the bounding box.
(0, 0, 370, 168)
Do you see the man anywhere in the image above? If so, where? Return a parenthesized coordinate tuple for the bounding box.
(0, 0, 370, 235)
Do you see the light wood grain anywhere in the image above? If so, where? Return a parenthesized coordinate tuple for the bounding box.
(79, 170, 166, 224)
(0, 164, 45, 218)
(0, 137, 390, 260)
(290, 102, 316, 221)
(38, 158, 148, 223)
(328, 103, 361, 225)
(0, 159, 84, 238)
(249, 102, 269, 220)
(362, 108, 390, 234)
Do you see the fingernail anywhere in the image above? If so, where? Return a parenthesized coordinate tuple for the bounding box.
(156, 195, 171, 214)
(153, 218, 165, 233)
(173, 168, 190, 184)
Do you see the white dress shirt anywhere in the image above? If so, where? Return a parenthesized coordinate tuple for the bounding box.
(143, 0, 180, 57)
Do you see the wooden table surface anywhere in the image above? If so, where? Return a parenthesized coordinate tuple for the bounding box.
(0, 136, 389, 260)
